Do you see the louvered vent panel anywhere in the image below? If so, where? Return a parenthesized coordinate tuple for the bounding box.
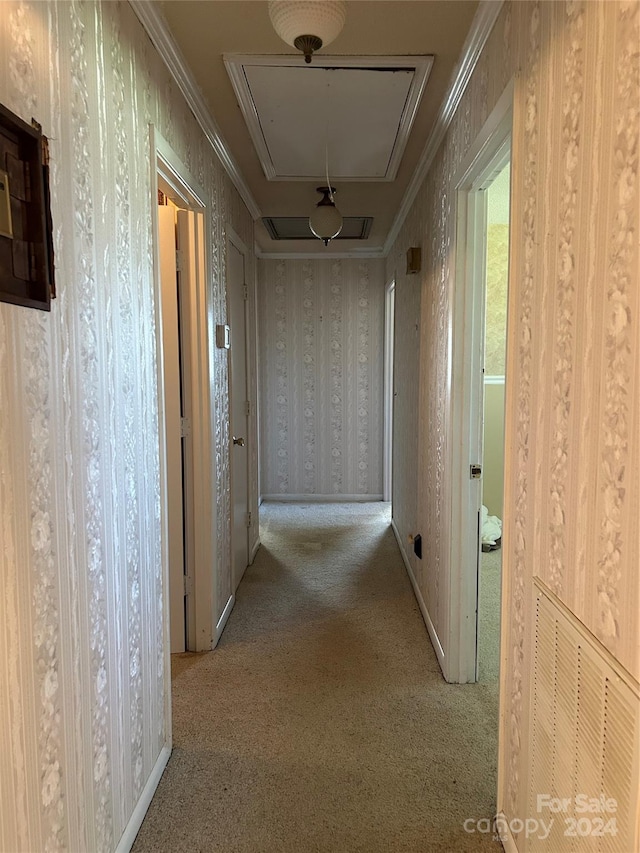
(526, 582, 639, 853)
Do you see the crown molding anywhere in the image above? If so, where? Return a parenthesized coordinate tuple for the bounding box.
(130, 0, 262, 221)
(131, 0, 502, 254)
(383, 0, 504, 256)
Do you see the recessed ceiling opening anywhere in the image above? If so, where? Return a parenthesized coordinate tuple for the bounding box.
(225, 55, 433, 182)
(263, 216, 373, 241)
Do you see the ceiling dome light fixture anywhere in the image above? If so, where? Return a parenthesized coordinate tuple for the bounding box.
(268, 1, 347, 63)
(309, 186, 343, 246)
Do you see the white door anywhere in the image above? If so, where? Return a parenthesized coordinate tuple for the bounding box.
(228, 241, 249, 590)
(176, 211, 197, 647)
(383, 280, 395, 502)
(158, 202, 187, 653)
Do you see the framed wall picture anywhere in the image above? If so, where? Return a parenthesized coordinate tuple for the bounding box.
(0, 103, 55, 311)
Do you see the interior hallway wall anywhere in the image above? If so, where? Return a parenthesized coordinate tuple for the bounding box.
(258, 258, 385, 498)
(0, 2, 255, 851)
(387, 0, 638, 846)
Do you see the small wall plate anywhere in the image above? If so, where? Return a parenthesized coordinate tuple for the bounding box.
(216, 324, 230, 349)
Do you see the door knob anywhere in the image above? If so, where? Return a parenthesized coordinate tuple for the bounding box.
(233, 436, 245, 446)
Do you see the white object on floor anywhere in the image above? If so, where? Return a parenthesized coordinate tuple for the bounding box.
(481, 505, 502, 546)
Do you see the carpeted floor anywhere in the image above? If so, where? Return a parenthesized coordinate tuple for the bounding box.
(133, 502, 502, 853)
(478, 548, 502, 684)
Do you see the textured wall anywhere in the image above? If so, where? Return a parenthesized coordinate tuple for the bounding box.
(258, 258, 385, 498)
(482, 380, 505, 517)
(0, 2, 254, 851)
(387, 0, 638, 843)
(484, 224, 509, 376)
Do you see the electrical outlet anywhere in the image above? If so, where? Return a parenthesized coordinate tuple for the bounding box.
(413, 534, 422, 559)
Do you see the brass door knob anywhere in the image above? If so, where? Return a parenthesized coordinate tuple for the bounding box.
(232, 436, 245, 447)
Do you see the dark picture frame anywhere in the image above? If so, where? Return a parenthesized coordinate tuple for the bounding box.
(0, 102, 55, 311)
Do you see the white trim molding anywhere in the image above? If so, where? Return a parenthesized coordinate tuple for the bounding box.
(215, 594, 235, 646)
(250, 537, 261, 564)
(391, 520, 446, 671)
(115, 745, 171, 853)
(447, 80, 513, 684)
(254, 247, 386, 260)
(384, 0, 504, 255)
(494, 813, 519, 853)
(262, 494, 384, 502)
(133, 0, 503, 256)
(130, 1, 262, 221)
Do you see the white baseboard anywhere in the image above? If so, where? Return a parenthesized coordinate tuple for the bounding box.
(262, 494, 384, 502)
(250, 536, 261, 563)
(114, 744, 171, 853)
(494, 812, 517, 853)
(214, 594, 235, 646)
(391, 519, 446, 673)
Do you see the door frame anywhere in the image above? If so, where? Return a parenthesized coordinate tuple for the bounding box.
(151, 127, 216, 656)
(226, 225, 251, 590)
(447, 80, 514, 684)
(383, 278, 396, 503)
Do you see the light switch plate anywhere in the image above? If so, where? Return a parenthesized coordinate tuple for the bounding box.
(0, 169, 12, 239)
(216, 323, 230, 349)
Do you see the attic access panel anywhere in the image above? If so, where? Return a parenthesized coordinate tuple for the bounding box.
(225, 55, 433, 182)
(0, 103, 54, 311)
(263, 216, 373, 241)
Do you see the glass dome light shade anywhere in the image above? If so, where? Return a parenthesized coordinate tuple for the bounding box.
(309, 187, 343, 245)
(268, 2, 347, 55)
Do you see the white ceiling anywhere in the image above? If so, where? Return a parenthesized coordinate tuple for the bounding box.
(150, 0, 487, 256)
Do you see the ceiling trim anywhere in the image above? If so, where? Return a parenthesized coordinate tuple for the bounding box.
(383, 0, 505, 256)
(224, 54, 433, 182)
(129, 0, 262, 221)
(255, 246, 385, 260)
(132, 0, 503, 257)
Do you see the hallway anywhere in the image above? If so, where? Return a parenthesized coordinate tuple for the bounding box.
(133, 503, 501, 852)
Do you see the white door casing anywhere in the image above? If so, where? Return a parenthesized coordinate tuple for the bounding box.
(153, 127, 216, 658)
(228, 237, 250, 591)
(448, 80, 513, 685)
(383, 279, 396, 503)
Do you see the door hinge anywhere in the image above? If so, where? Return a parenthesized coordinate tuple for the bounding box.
(176, 249, 185, 272)
(245, 400, 251, 417)
(470, 464, 482, 479)
(243, 283, 248, 301)
(183, 575, 193, 595)
(180, 417, 191, 437)
(246, 512, 252, 528)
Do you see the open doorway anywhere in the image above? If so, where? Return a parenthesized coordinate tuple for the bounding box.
(383, 279, 395, 503)
(448, 81, 513, 686)
(153, 129, 216, 656)
(477, 161, 510, 683)
(157, 192, 194, 652)
(227, 232, 251, 591)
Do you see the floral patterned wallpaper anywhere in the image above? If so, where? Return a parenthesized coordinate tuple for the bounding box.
(387, 0, 638, 844)
(258, 258, 385, 498)
(0, 2, 255, 851)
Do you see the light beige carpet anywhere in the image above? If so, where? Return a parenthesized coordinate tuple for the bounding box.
(478, 548, 502, 684)
(133, 502, 502, 853)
